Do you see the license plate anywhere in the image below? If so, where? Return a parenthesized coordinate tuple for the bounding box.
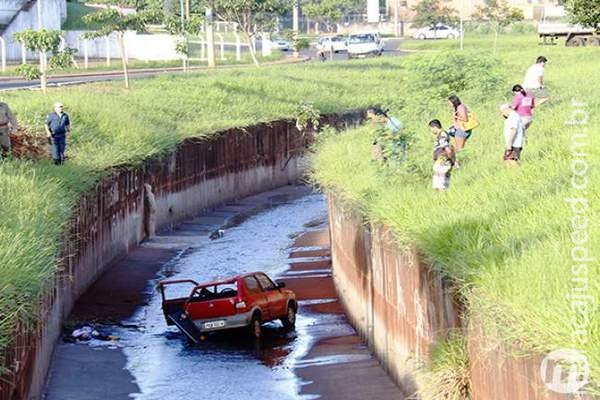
(204, 320, 225, 329)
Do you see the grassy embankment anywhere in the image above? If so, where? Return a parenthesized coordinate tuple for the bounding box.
(312, 34, 599, 396)
(1, 32, 597, 396)
(0, 58, 401, 370)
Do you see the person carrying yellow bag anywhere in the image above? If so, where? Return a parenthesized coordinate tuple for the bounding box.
(448, 94, 479, 168)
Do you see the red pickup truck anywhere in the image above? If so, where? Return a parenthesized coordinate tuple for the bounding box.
(159, 272, 297, 342)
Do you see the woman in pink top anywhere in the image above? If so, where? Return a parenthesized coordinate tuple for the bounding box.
(511, 84, 535, 129)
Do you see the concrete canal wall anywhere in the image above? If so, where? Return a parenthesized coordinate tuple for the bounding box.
(327, 195, 589, 399)
(0, 112, 362, 400)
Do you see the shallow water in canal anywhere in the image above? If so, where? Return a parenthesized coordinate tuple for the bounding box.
(116, 194, 330, 400)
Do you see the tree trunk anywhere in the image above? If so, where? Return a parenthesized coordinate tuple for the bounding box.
(118, 34, 129, 89)
(244, 31, 260, 67)
(494, 24, 499, 54)
(39, 51, 47, 93)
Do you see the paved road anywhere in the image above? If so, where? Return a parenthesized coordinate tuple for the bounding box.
(0, 39, 403, 91)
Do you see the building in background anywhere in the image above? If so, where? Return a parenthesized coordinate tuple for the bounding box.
(383, 0, 565, 22)
(0, 0, 67, 59)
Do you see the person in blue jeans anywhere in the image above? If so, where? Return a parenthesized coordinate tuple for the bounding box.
(45, 102, 71, 165)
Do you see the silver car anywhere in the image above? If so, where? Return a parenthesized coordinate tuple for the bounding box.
(412, 24, 460, 40)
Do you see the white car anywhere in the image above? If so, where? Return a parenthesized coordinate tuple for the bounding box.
(412, 25, 460, 40)
(316, 35, 347, 53)
(269, 38, 291, 51)
(346, 32, 384, 59)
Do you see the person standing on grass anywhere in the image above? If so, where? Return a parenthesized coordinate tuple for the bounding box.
(448, 94, 472, 168)
(45, 102, 71, 165)
(511, 84, 535, 130)
(366, 107, 403, 162)
(428, 119, 455, 191)
(0, 101, 18, 158)
(522, 56, 549, 105)
(500, 104, 525, 164)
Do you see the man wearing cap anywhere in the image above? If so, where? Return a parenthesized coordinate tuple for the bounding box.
(0, 101, 18, 157)
(45, 102, 71, 165)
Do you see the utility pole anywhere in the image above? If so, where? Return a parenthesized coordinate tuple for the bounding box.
(179, 0, 184, 30)
(394, 0, 399, 37)
(37, 0, 42, 29)
(205, 7, 216, 68)
(293, 1, 300, 33)
(460, 0, 465, 50)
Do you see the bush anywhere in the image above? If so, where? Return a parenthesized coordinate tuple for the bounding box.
(15, 64, 41, 80)
(403, 51, 505, 103)
(49, 48, 78, 71)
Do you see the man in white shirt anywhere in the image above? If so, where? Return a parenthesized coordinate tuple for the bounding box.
(500, 104, 525, 164)
(523, 56, 549, 105)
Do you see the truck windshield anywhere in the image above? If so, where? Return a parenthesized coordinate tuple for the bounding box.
(349, 34, 375, 44)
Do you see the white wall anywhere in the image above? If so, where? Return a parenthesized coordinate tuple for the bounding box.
(1, 0, 67, 59)
(64, 31, 181, 61)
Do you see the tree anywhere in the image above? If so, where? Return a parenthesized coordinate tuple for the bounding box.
(13, 29, 61, 92)
(283, 29, 310, 58)
(303, 0, 363, 32)
(164, 14, 203, 72)
(566, 0, 600, 29)
(473, 0, 524, 53)
(411, 0, 458, 29)
(83, 7, 156, 88)
(206, 0, 290, 66)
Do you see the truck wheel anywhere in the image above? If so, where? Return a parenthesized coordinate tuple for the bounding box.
(567, 37, 585, 47)
(281, 304, 297, 330)
(418, 34, 426, 40)
(587, 37, 600, 47)
(247, 313, 262, 340)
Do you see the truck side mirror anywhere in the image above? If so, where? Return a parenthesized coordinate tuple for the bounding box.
(276, 281, 286, 289)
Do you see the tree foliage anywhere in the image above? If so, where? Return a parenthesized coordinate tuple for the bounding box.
(566, 0, 600, 29)
(13, 29, 61, 52)
(208, 0, 289, 36)
(411, 0, 459, 28)
(82, 8, 154, 37)
(473, 0, 523, 52)
(163, 14, 204, 35)
(303, 0, 363, 28)
(473, 0, 524, 28)
(13, 29, 65, 91)
(83, 7, 155, 88)
(205, 0, 290, 65)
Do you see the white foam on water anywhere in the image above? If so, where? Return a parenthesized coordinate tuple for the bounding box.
(121, 194, 331, 400)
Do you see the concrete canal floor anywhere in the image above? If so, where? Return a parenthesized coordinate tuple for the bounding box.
(43, 184, 405, 400)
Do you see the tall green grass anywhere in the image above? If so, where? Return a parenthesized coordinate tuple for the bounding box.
(0, 56, 406, 364)
(312, 35, 600, 391)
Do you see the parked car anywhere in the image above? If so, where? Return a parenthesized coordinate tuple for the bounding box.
(412, 24, 460, 40)
(269, 37, 291, 51)
(346, 32, 384, 59)
(316, 35, 347, 53)
(159, 272, 297, 342)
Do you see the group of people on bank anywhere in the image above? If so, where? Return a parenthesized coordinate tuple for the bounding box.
(369, 55, 549, 191)
(0, 101, 71, 165)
